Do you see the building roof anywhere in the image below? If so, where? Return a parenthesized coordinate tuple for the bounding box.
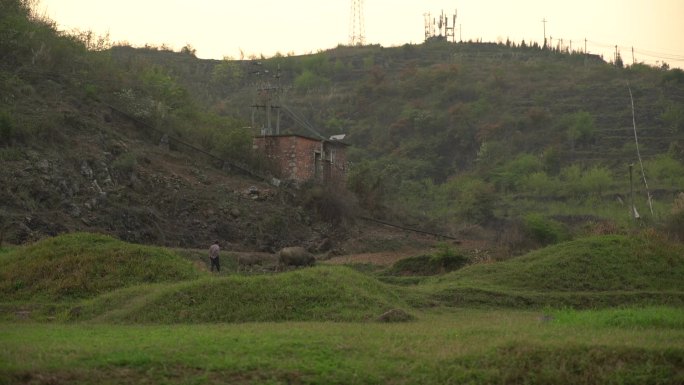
(254, 133, 350, 146)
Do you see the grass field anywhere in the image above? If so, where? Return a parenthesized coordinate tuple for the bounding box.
(1, 308, 683, 385)
(1, 233, 683, 384)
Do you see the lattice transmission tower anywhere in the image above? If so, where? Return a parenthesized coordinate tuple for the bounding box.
(349, 0, 365, 46)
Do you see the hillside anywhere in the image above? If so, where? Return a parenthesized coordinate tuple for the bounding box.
(2, 1, 684, 253)
(0, 2, 362, 252)
(2, 4, 684, 384)
(111, 39, 684, 238)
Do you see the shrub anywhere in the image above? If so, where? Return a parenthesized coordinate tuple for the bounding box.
(523, 213, 570, 246)
(210, 59, 244, 93)
(645, 154, 684, 190)
(302, 184, 358, 226)
(385, 246, 469, 276)
(664, 192, 684, 241)
(661, 100, 684, 132)
(454, 178, 496, 223)
(0, 147, 23, 161)
(111, 152, 137, 174)
(523, 171, 558, 196)
(294, 69, 331, 92)
(560, 164, 583, 198)
(562, 111, 596, 149)
(0, 111, 13, 145)
(491, 153, 543, 192)
(212, 126, 252, 161)
(580, 166, 614, 197)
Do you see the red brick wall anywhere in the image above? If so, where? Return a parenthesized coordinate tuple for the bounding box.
(253, 135, 317, 182)
(253, 135, 348, 185)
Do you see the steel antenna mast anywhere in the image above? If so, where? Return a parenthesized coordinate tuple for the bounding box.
(349, 0, 365, 46)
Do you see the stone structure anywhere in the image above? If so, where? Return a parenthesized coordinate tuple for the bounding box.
(252, 134, 348, 185)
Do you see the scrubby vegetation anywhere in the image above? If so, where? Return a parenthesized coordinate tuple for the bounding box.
(383, 243, 469, 276)
(0, 0, 256, 171)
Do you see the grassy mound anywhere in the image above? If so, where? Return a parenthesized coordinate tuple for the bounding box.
(68, 266, 410, 323)
(0, 233, 200, 300)
(424, 235, 684, 307)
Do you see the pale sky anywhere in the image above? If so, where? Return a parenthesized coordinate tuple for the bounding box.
(39, 0, 684, 67)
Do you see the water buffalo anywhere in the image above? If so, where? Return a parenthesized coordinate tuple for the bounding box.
(236, 252, 279, 272)
(278, 246, 315, 267)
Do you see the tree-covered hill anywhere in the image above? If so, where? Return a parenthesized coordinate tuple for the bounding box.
(2, 0, 684, 252)
(0, 1, 344, 250)
(121, 38, 684, 243)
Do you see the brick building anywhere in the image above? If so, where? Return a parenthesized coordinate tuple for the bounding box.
(252, 134, 349, 185)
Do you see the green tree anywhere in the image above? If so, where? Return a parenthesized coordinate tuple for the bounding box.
(661, 101, 684, 133)
(301, 53, 331, 76)
(455, 178, 496, 223)
(560, 164, 583, 198)
(141, 66, 187, 109)
(294, 70, 331, 92)
(581, 166, 613, 197)
(563, 111, 596, 150)
(645, 154, 684, 190)
(211, 59, 244, 94)
(347, 160, 387, 212)
(180, 44, 196, 57)
(524, 171, 557, 196)
(491, 153, 543, 192)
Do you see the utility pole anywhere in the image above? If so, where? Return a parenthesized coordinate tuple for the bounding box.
(584, 38, 587, 53)
(632, 46, 635, 65)
(250, 62, 281, 135)
(542, 17, 547, 48)
(629, 163, 636, 220)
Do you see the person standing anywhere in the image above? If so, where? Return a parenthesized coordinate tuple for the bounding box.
(209, 240, 220, 272)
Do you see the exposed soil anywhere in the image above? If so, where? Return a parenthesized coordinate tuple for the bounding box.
(0, 100, 331, 251)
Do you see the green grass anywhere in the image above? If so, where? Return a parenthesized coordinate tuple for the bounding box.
(67, 266, 410, 323)
(0, 233, 200, 300)
(1, 308, 682, 384)
(1, 232, 684, 383)
(0, 246, 15, 257)
(550, 306, 684, 329)
(419, 234, 684, 308)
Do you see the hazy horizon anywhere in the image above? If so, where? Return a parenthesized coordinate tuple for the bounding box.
(38, 0, 684, 68)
